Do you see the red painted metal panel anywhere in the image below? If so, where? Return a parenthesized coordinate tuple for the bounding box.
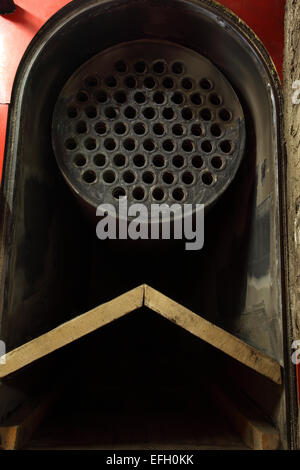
(0, 104, 8, 179)
(221, 0, 285, 80)
(0, 0, 70, 104)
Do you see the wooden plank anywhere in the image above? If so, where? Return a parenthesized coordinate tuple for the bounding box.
(144, 285, 281, 384)
(0, 283, 281, 384)
(284, 0, 300, 447)
(0, 285, 144, 378)
(210, 381, 280, 450)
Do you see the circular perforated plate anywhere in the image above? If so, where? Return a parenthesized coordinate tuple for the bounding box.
(52, 39, 245, 213)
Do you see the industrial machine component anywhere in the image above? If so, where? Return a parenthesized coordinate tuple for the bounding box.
(52, 40, 245, 211)
(0, 0, 295, 450)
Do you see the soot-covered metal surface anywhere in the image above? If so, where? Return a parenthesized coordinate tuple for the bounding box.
(0, 0, 290, 446)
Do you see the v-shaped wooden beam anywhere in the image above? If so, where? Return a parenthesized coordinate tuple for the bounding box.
(0, 284, 281, 384)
